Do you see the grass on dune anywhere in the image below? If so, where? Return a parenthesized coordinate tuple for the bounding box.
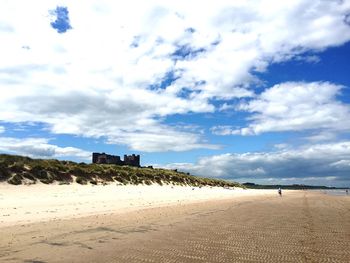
(0, 154, 242, 188)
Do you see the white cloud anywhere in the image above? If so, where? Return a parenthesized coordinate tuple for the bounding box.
(0, 126, 4, 134)
(218, 103, 236, 111)
(106, 128, 220, 152)
(0, 137, 91, 161)
(233, 82, 350, 135)
(210, 125, 240, 136)
(165, 141, 350, 186)
(294, 55, 321, 64)
(304, 131, 338, 142)
(273, 143, 289, 150)
(330, 159, 350, 169)
(0, 1, 350, 151)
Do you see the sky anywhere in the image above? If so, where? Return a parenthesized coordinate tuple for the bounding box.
(0, 0, 350, 187)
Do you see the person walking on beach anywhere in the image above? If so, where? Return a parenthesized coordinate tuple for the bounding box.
(278, 187, 282, 197)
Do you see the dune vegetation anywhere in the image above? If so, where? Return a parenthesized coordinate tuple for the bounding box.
(0, 154, 242, 188)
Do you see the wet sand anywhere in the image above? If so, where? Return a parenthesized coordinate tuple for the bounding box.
(0, 191, 349, 263)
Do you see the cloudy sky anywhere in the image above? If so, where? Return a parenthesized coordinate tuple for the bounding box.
(0, 0, 350, 187)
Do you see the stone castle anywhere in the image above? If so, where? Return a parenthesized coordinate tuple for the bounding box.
(92, 152, 140, 167)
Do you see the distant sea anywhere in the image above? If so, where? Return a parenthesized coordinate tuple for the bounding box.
(317, 189, 350, 196)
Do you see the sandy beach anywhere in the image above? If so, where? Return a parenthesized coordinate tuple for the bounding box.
(0, 185, 349, 262)
(0, 183, 270, 227)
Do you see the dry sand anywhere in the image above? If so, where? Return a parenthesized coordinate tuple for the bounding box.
(0, 183, 271, 227)
(0, 185, 349, 262)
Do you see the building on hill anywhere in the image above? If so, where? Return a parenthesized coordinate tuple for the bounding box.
(92, 152, 140, 167)
(123, 154, 140, 167)
(92, 152, 122, 165)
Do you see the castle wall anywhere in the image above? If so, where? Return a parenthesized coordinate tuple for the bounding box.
(92, 152, 140, 167)
(123, 154, 140, 167)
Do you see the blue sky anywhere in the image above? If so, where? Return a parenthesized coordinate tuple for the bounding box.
(0, 1, 350, 187)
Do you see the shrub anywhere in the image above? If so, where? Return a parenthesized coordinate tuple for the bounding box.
(52, 171, 73, 182)
(144, 180, 152, 185)
(21, 172, 36, 181)
(8, 174, 22, 185)
(40, 178, 53, 184)
(154, 176, 163, 186)
(9, 162, 24, 173)
(76, 176, 87, 185)
(0, 164, 10, 181)
(31, 168, 49, 179)
(70, 167, 86, 177)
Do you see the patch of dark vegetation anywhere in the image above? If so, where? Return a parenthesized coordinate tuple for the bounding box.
(8, 174, 23, 185)
(76, 176, 87, 185)
(21, 171, 36, 181)
(0, 154, 242, 188)
(0, 164, 10, 181)
(90, 180, 97, 185)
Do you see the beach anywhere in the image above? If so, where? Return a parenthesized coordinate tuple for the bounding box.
(0, 183, 270, 227)
(0, 185, 349, 262)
